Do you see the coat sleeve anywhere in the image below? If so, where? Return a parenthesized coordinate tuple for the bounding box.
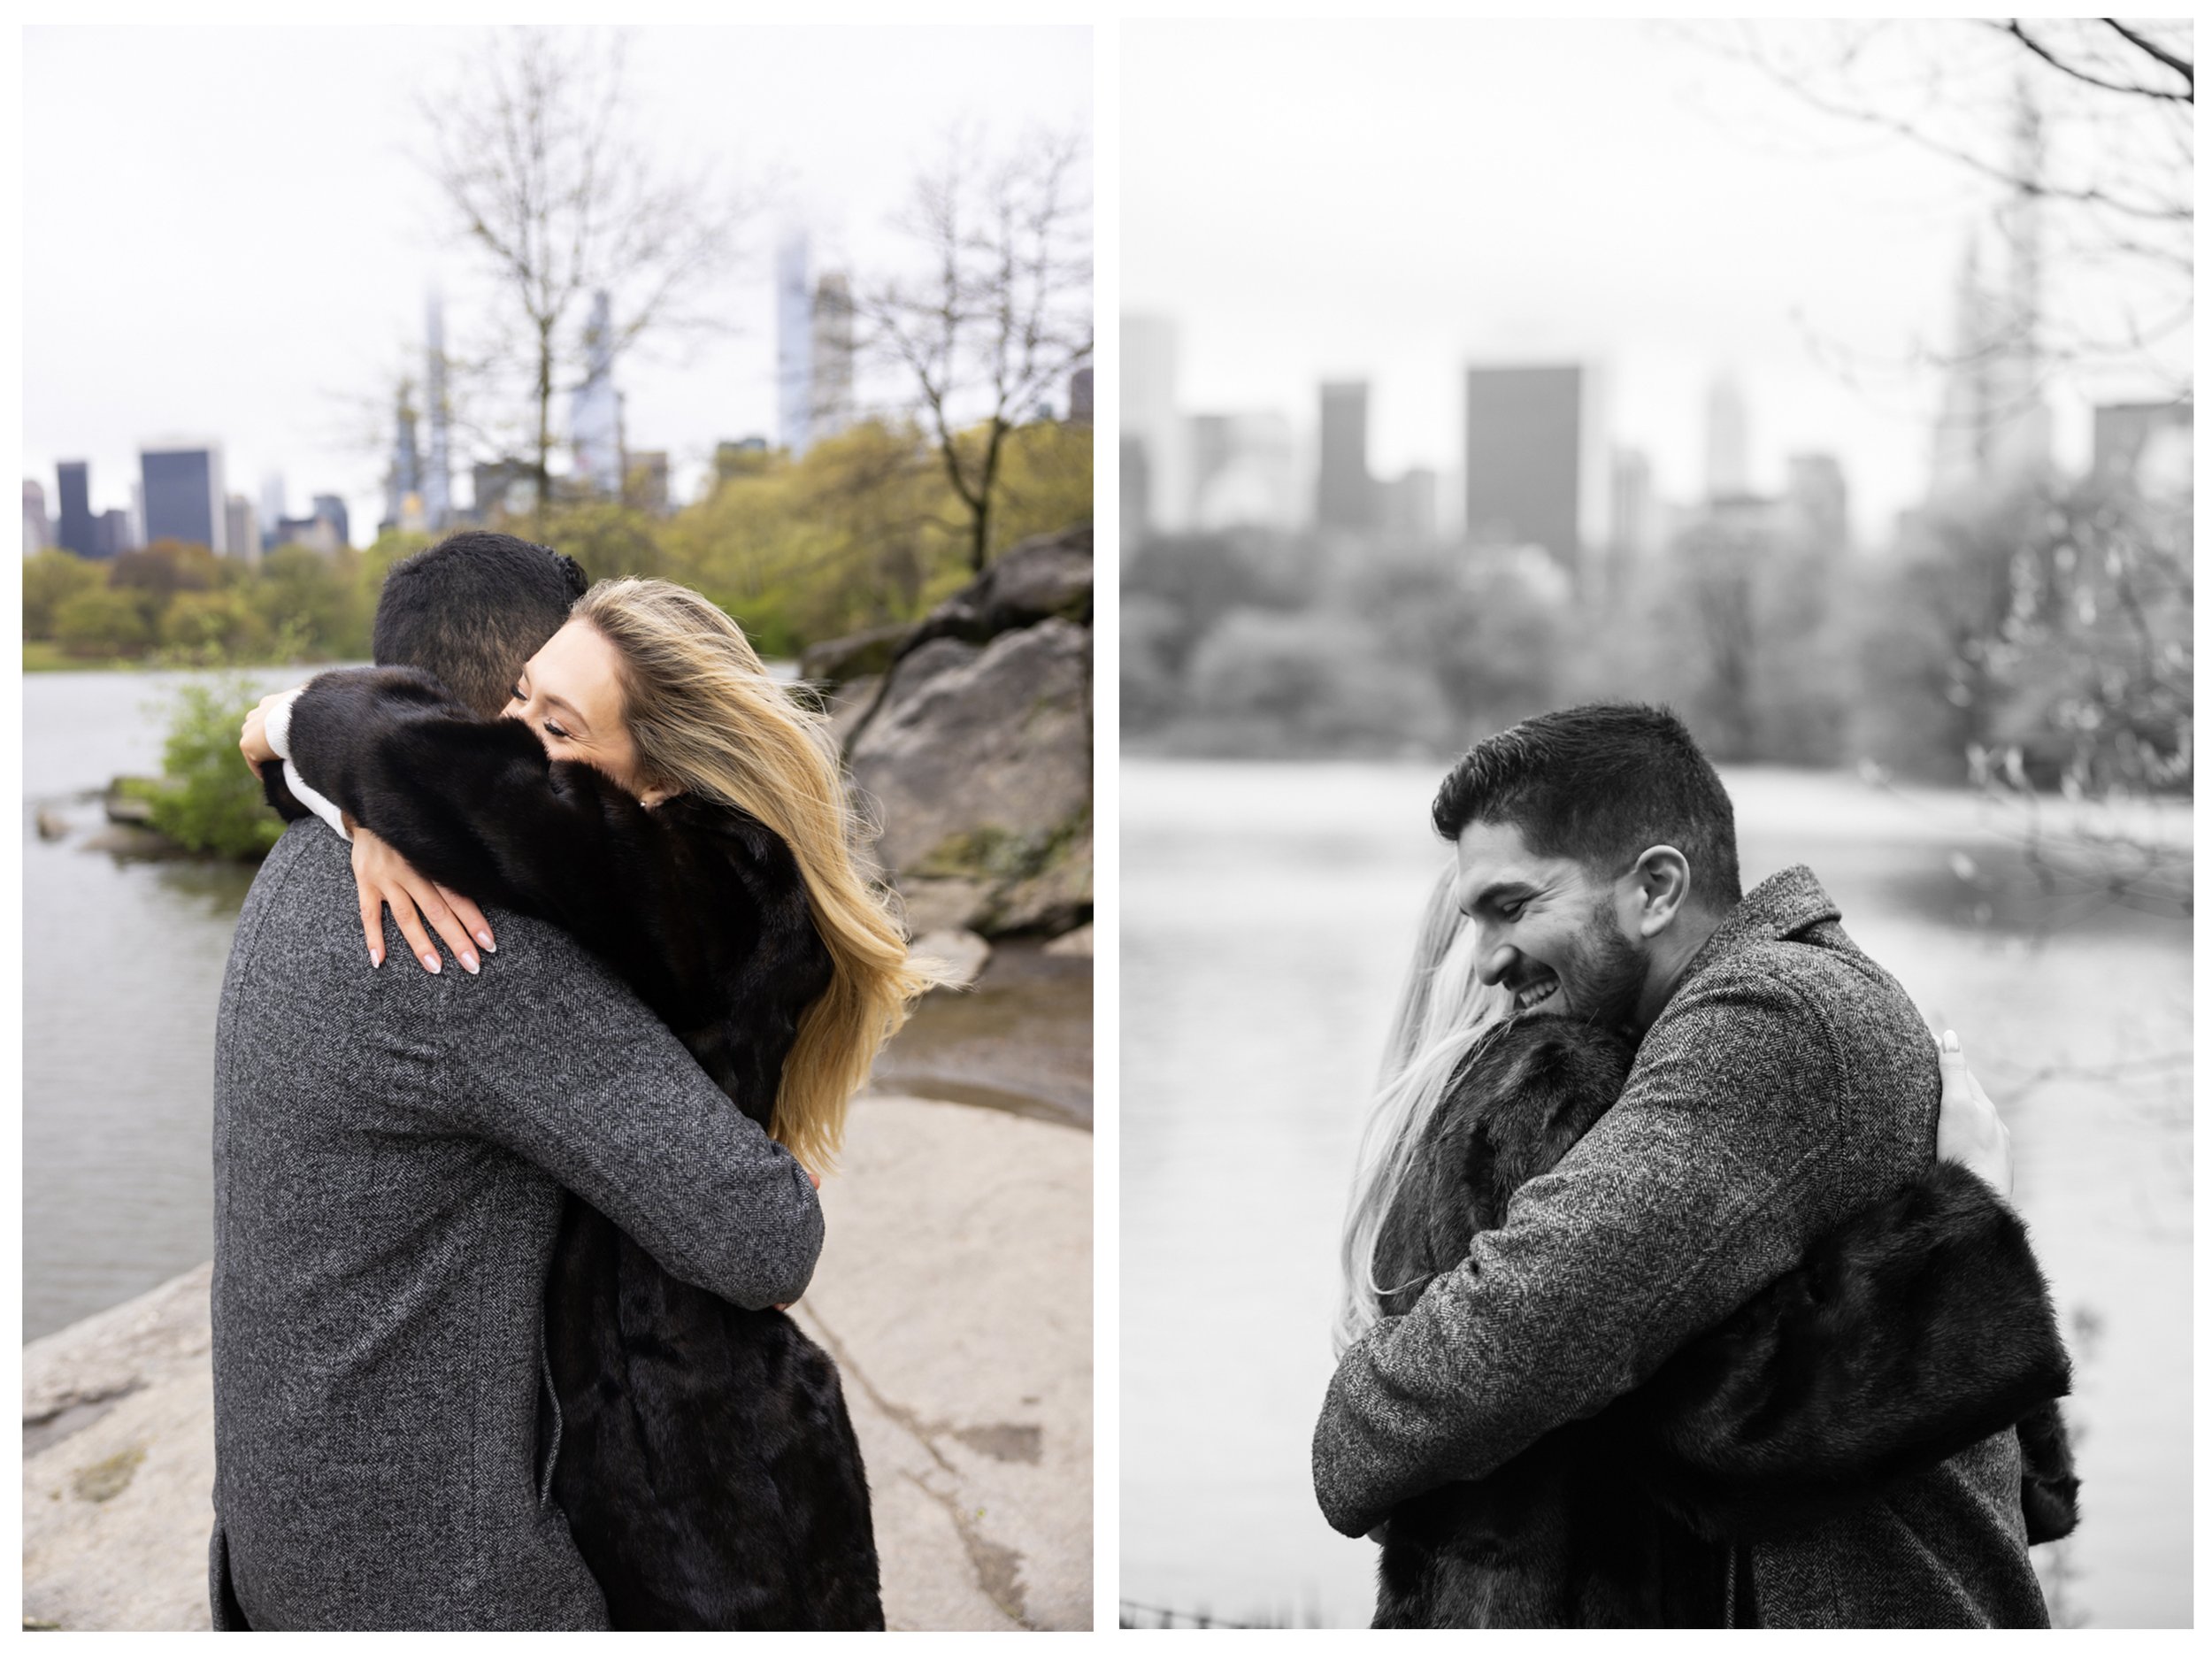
(437, 936, 825, 1311)
(1312, 965, 1890, 1540)
(280, 665, 719, 1016)
(1623, 1159, 2072, 1542)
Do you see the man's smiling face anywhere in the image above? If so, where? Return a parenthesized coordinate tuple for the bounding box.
(1452, 819, 1648, 1031)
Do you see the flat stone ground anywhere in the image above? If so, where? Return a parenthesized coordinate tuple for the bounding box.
(20, 1094, 1092, 1632)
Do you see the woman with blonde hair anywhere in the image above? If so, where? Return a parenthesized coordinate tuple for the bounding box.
(242, 571, 944, 1629)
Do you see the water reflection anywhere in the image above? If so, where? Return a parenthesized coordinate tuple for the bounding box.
(1121, 757, 2191, 1630)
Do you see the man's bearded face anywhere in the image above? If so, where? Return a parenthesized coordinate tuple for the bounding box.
(1451, 819, 1649, 1033)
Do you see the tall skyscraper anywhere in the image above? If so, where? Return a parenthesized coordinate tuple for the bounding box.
(1316, 381, 1373, 531)
(1784, 453, 1850, 551)
(23, 480, 51, 555)
(56, 461, 94, 557)
(425, 289, 453, 532)
(1121, 312, 1187, 534)
(224, 495, 261, 568)
(1705, 373, 1750, 500)
(94, 510, 135, 558)
(386, 384, 424, 533)
(140, 442, 227, 552)
(776, 233, 814, 455)
(811, 272, 856, 446)
(570, 290, 624, 496)
(258, 473, 288, 552)
(1464, 365, 1596, 580)
(1928, 81, 2052, 497)
(311, 494, 351, 550)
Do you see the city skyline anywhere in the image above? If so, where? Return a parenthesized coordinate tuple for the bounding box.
(1123, 19, 2187, 540)
(24, 25, 1090, 547)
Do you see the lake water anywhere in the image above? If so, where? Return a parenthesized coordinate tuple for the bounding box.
(1121, 757, 2192, 1630)
(21, 667, 1089, 1344)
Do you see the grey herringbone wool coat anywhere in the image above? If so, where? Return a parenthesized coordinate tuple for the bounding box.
(208, 823, 824, 1630)
(1313, 866, 2049, 1627)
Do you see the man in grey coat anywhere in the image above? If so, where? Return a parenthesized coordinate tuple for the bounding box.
(208, 533, 824, 1630)
(1313, 703, 2048, 1627)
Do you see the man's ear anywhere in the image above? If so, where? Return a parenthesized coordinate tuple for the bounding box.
(1624, 846, 1691, 938)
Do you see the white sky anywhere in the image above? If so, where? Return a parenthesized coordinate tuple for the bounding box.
(1121, 18, 2188, 541)
(23, 23, 1092, 545)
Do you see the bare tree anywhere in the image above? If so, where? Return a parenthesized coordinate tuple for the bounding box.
(1676, 19, 2192, 373)
(417, 27, 750, 522)
(864, 125, 1093, 573)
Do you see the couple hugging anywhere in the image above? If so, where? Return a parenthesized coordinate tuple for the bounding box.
(1316, 704, 2078, 1628)
(209, 531, 937, 1629)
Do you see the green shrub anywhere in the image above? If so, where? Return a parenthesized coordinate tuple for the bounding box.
(145, 678, 286, 858)
(52, 588, 151, 657)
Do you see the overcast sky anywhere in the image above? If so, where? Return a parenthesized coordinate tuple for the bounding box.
(1122, 18, 2187, 541)
(23, 24, 1090, 544)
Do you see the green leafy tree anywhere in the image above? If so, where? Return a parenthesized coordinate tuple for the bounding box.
(52, 588, 151, 658)
(987, 419, 1094, 552)
(145, 677, 286, 858)
(157, 590, 275, 663)
(543, 500, 670, 582)
(253, 543, 372, 658)
(23, 551, 105, 639)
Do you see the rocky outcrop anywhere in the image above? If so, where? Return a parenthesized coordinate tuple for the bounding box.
(839, 529, 1093, 939)
(22, 1264, 219, 1631)
(800, 622, 914, 688)
(19, 1097, 1092, 1633)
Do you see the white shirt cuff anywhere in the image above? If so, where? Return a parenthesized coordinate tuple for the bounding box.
(284, 761, 351, 843)
(262, 686, 303, 759)
(265, 687, 349, 842)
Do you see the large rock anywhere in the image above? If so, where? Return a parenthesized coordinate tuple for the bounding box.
(902, 528, 1092, 652)
(801, 622, 916, 689)
(849, 619, 1092, 936)
(19, 1097, 1092, 1633)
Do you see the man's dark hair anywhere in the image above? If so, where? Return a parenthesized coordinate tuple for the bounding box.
(1432, 703, 1743, 909)
(373, 530, 588, 718)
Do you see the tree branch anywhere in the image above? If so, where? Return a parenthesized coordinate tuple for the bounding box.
(1997, 19, 2193, 104)
(2103, 18, 2194, 94)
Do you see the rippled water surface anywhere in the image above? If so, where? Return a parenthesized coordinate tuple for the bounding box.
(1122, 757, 2191, 1629)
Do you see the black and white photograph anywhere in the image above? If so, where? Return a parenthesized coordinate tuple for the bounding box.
(22, 22, 1093, 1632)
(1121, 18, 2190, 1631)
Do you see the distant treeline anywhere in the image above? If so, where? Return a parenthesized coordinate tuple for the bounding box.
(25, 417, 1091, 670)
(1125, 472, 2192, 792)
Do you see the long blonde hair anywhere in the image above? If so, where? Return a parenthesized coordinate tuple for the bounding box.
(573, 577, 945, 1172)
(1333, 864, 1511, 1355)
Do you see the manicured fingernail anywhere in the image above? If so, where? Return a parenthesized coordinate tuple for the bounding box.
(370, 946, 383, 968)
(421, 951, 441, 973)
(460, 952, 479, 975)
(1941, 1029, 1960, 1053)
(476, 930, 495, 952)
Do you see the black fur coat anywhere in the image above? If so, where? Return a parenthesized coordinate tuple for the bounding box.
(1368, 1019, 2078, 1629)
(275, 665, 884, 1631)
